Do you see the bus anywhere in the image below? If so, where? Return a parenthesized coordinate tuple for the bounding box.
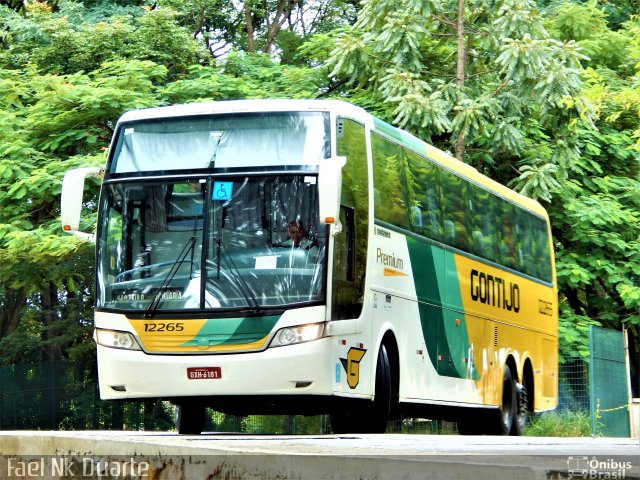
(61, 99, 558, 435)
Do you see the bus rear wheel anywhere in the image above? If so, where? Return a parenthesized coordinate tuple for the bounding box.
(176, 401, 205, 435)
(457, 365, 519, 435)
(496, 365, 517, 435)
(330, 344, 391, 434)
(511, 375, 529, 436)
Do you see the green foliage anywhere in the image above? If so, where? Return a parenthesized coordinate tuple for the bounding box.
(158, 0, 356, 62)
(321, 0, 587, 189)
(524, 409, 592, 437)
(159, 52, 323, 104)
(558, 307, 600, 362)
(546, 1, 630, 70)
(1, 2, 206, 77)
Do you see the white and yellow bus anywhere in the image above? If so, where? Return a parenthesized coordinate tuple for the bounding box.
(61, 99, 558, 435)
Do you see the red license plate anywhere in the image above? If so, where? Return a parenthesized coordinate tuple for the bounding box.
(187, 367, 222, 380)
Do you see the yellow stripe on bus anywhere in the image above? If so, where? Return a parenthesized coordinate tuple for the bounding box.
(384, 267, 408, 277)
(129, 319, 271, 353)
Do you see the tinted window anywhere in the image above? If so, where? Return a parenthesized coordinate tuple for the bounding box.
(371, 131, 553, 283)
(334, 118, 370, 319)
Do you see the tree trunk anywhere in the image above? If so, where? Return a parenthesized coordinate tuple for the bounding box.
(454, 0, 466, 161)
(245, 2, 255, 52)
(40, 282, 63, 361)
(0, 286, 27, 337)
(262, 0, 295, 53)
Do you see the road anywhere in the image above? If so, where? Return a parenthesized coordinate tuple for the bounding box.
(0, 431, 638, 479)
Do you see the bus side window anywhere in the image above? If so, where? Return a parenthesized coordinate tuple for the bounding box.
(467, 183, 498, 262)
(344, 207, 355, 282)
(332, 206, 358, 319)
(334, 206, 355, 282)
(335, 117, 369, 320)
(498, 202, 518, 270)
(440, 171, 469, 251)
(404, 149, 442, 242)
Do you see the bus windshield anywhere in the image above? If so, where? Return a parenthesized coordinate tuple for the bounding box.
(97, 175, 326, 312)
(109, 112, 330, 173)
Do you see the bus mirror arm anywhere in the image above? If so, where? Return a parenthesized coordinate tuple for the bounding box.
(61, 166, 104, 243)
(318, 156, 346, 226)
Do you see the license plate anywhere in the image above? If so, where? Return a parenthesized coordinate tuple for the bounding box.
(187, 367, 222, 380)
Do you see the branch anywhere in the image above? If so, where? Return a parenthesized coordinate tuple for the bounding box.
(432, 14, 456, 29)
(192, 5, 206, 40)
(490, 77, 511, 98)
(316, 78, 349, 98)
(262, 0, 296, 53)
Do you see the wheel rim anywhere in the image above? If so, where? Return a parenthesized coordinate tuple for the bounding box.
(516, 381, 528, 431)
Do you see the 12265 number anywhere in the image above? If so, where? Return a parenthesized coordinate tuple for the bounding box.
(143, 322, 185, 332)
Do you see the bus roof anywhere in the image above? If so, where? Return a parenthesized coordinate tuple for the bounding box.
(116, 99, 371, 124)
(117, 99, 547, 218)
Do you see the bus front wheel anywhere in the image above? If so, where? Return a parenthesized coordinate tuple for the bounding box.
(330, 344, 392, 434)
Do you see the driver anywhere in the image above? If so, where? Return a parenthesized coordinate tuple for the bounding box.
(284, 219, 316, 251)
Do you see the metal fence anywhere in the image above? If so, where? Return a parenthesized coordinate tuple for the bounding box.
(558, 359, 590, 412)
(589, 326, 631, 437)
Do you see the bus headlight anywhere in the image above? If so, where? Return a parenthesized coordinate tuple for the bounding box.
(95, 329, 142, 351)
(270, 323, 325, 347)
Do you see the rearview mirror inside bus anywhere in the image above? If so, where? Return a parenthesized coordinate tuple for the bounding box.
(318, 156, 346, 225)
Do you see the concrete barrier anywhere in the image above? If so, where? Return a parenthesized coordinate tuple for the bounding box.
(1, 431, 638, 480)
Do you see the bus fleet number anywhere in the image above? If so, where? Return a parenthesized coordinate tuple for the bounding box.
(143, 322, 185, 332)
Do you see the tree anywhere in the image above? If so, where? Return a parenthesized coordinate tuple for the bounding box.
(160, 0, 358, 62)
(537, 2, 640, 367)
(315, 0, 586, 190)
(0, 0, 325, 366)
(0, 60, 165, 360)
(0, 1, 207, 78)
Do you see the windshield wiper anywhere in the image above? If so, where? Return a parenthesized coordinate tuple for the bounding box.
(145, 236, 197, 318)
(219, 242, 260, 310)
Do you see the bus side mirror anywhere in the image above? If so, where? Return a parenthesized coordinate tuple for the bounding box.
(61, 167, 103, 242)
(318, 156, 346, 225)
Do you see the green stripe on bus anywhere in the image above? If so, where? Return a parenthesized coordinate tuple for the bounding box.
(373, 118, 431, 158)
(441, 251, 478, 380)
(407, 238, 478, 380)
(180, 315, 280, 347)
(373, 118, 403, 142)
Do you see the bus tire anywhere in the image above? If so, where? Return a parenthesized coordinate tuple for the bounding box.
(496, 365, 517, 436)
(458, 365, 526, 435)
(369, 343, 392, 432)
(330, 343, 391, 434)
(511, 375, 529, 436)
(176, 401, 205, 435)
